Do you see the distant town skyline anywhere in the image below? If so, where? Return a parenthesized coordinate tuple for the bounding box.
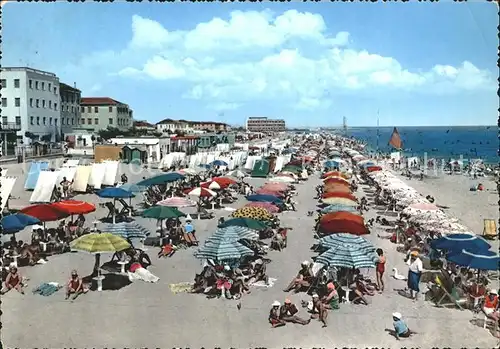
(4, 2, 497, 127)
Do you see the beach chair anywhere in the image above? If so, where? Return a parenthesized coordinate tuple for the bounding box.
(117, 198, 143, 217)
(434, 276, 467, 310)
(482, 219, 498, 240)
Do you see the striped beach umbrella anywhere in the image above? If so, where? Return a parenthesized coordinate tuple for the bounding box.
(321, 204, 358, 214)
(194, 239, 254, 261)
(157, 197, 197, 208)
(317, 233, 375, 253)
(205, 226, 259, 244)
(101, 222, 150, 240)
(70, 233, 131, 254)
(316, 244, 377, 269)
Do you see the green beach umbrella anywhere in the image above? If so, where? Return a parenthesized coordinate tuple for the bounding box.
(218, 217, 269, 231)
(142, 206, 186, 220)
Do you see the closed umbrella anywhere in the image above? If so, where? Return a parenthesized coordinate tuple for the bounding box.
(1, 213, 40, 234)
(245, 202, 280, 213)
(157, 197, 197, 208)
(316, 244, 377, 269)
(321, 204, 358, 214)
(322, 192, 357, 202)
(446, 249, 500, 271)
(101, 222, 149, 240)
(321, 197, 358, 206)
(205, 226, 259, 244)
(430, 233, 490, 253)
(246, 194, 282, 204)
(318, 233, 375, 253)
(194, 239, 254, 261)
(137, 173, 185, 187)
(319, 212, 369, 235)
(218, 218, 269, 231)
(96, 187, 135, 224)
(142, 206, 186, 220)
(51, 200, 96, 215)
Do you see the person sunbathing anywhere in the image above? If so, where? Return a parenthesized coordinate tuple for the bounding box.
(192, 266, 217, 294)
(483, 289, 499, 321)
(310, 293, 328, 327)
(283, 261, 313, 293)
(227, 268, 250, 299)
(65, 270, 88, 300)
(247, 259, 269, 285)
(269, 301, 286, 328)
(348, 278, 370, 305)
(18, 241, 37, 266)
(279, 299, 310, 325)
(1, 266, 24, 295)
(322, 282, 340, 310)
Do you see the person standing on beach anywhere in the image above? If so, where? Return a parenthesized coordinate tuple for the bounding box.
(375, 248, 386, 292)
(406, 251, 423, 300)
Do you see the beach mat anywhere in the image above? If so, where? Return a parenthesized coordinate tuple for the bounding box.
(24, 161, 49, 190)
(73, 165, 92, 192)
(30, 170, 60, 203)
(0, 176, 16, 212)
(88, 163, 106, 189)
(169, 282, 193, 294)
(102, 161, 119, 186)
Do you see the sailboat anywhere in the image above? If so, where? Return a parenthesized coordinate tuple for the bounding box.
(388, 127, 403, 150)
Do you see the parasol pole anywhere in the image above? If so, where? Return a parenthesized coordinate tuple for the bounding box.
(112, 198, 116, 224)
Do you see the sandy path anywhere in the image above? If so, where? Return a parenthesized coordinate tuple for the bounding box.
(1, 162, 498, 347)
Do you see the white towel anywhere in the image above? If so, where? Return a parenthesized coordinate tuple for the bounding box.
(128, 268, 159, 283)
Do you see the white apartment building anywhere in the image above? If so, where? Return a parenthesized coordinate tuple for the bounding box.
(79, 97, 133, 132)
(246, 116, 286, 133)
(156, 118, 192, 133)
(60, 82, 81, 136)
(1, 67, 61, 143)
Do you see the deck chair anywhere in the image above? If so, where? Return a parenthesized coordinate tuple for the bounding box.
(483, 219, 498, 240)
(182, 232, 199, 246)
(117, 198, 143, 217)
(104, 202, 120, 220)
(434, 276, 467, 310)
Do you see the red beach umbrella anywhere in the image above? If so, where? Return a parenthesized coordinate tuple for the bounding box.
(51, 200, 96, 215)
(319, 211, 369, 235)
(255, 189, 285, 197)
(322, 171, 349, 179)
(184, 187, 217, 198)
(20, 204, 70, 222)
(324, 184, 352, 194)
(322, 192, 357, 202)
(366, 166, 383, 172)
(212, 177, 237, 187)
(323, 177, 350, 186)
(201, 181, 222, 190)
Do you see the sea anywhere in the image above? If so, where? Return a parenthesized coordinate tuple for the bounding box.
(346, 126, 498, 164)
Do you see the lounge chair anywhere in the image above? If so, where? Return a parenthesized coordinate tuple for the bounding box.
(483, 219, 498, 240)
(104, 202, 129, 222)
(117, 198, 143, 217)
(433, 276, 467, 310)
(182, 232, 199, 246)
(191, 208, 215, 220)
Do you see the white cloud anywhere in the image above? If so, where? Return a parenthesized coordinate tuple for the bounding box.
(80, 10, 495, 111)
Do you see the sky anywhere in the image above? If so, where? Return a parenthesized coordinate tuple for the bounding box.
(2, 2, 498, 127)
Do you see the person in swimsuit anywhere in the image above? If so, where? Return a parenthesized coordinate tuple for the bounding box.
(375, 248, 386, 292)
(66, 270, 87, 300)
(60, 177, 72, 199)
(283, 261, 313, 293)
(269, 301, 286, 328)
(279, 299, 310, 325)
(322, 282, 340, 310)
(311, 293, 328, 327)
(1, 266, 24, 294)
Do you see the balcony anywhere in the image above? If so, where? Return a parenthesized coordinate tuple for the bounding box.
(0, 122, 21, 131)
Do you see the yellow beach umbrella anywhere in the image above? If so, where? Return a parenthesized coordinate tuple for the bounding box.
(322, 197, 358, 206)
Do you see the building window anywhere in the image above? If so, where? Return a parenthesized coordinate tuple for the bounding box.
(49, 101, 52, 109)
(14, 79, 20, 88)
(1, 98, 6, 107)
(94, 106, 98, 113)
(49, 117, 52, 125)
(88, 118, 92, 124)
(81, 106, 84, 112)
(109, 106, 113, 112)
(54, 119, 58, 126)
(54, 103, 58, 111)
(36, 99, 39, 108)
(29, 98, 33, 107)
(0, 79, 6, 88)
(42, 100, 46, 108)
(2, 116, 7, 124)
(36, 117, 40, 125)
(30, 116, 34, 125)
(81, 118, 85, 124)
(94, 118, 99, 124)
(54, 87, 57, 95)
(62, 118, 65, 125)
(15, 116, 21, 125)
(48, 83, 52, 91)
(109, 118, 113, 125)
(87, 107, 91, 113)
(72, 118, 74, 125)
(41, 82, 45, 90)
(35, 81, 39, 89)
(43, 117, 46, 125)
(15, 98, 20, 107)
(71, 106, 74, 113)
(29, 80, 33, 89)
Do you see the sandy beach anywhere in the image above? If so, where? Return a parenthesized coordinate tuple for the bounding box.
(1, 157, 498, 348)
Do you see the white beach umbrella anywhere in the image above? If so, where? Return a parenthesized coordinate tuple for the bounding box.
(269, 176, 295, 183)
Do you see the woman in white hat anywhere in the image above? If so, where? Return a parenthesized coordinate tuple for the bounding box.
(392, 312, 413, 340)
(269, 301, 286, 328)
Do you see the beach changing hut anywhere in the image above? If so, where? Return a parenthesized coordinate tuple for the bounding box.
(251, 159, 270, 178)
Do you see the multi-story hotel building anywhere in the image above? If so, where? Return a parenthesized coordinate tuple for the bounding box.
(79, 97, 133, 132)
(60, 83, 81, 136)
(245, 117, 286, 133)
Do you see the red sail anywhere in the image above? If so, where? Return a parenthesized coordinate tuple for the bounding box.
(388, 127, 403, 150)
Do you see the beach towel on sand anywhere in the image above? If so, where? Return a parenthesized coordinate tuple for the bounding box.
(127, 268, 159, 283)
(169, 282, 194, 294)
(249, 277, 277, 288)
(32, 282, 62, 296)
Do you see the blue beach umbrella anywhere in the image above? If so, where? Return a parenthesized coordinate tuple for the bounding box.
(324, 160, 339, 169)
(316, 244, 378, 269)
(205, 226, 259, 244)
(430, 233, 490, 253)
(446, 249, 500, 271)
(210, 160, 228, 167)
(194, 239, 254, 261)
(96, 187, 135, 223)
(119, 183, 146, 193)
(1, 213, 41, 234)
(321, 204, 358, 214)
(101, 222, 149, 240)
(136, 173, 185, 187)
(246, 194, 283, 204)
(317, 233, 375, 253)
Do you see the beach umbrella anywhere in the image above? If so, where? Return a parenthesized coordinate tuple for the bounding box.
(194, 239, 254, 261)
(446, 249, 500, 271)
(317, 233, 375, 253)
(51, 200, 96, 215)
(269, 176, 295, 183)
(319, 212, 369, 235)
(205, 226, 259, 244)
(157, 197, 197, 208)
(324, 160, 340, 169)
(232, 207, 273, 221)
(357, 160, 375, 167)
(323, 177, 350, 185)
(278, 172, 298, 179)
(226, 170, 247, 178)
(262, 183, 289, 191)
(366, 166, 383, 172)
(101, 222, 149, 240)
(219, 217, 269, 230)
(136, 173, 185, 187)
(245, 202, 280, 213)
(408, 203, 439, 211)
(255, 189, 284, 197)
(323, 185, 352, 194)
(177, 168, 197, 176)
(212, 177, 237, 187)
(201, 181, 222, 190)
(328, 150, 341, 157)
(96, 187, 135, 199)
(316, 244, 377, 269)
(20, 203, 70, 222)
(321, 204, 358, 214)
(184, 187, 217, 198)
(246, 194, 283, 204)
(119, 183, 146, 193)
(209, 160, 228, 167)
(282, 165, 302, 174)
(142, 206, 186, 220)
(352, 154, 365, 161)
(322, 171, 349, 179)
(1, 213, 41, 234)
(322, 192, 357, 202)
(287, 159, 305, 166)
(430, 233, 490, 253)
(322, 197, 358, 206)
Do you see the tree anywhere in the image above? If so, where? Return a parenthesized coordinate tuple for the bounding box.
(174, 129, 186, 137)
(97, 127, 122, 140)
